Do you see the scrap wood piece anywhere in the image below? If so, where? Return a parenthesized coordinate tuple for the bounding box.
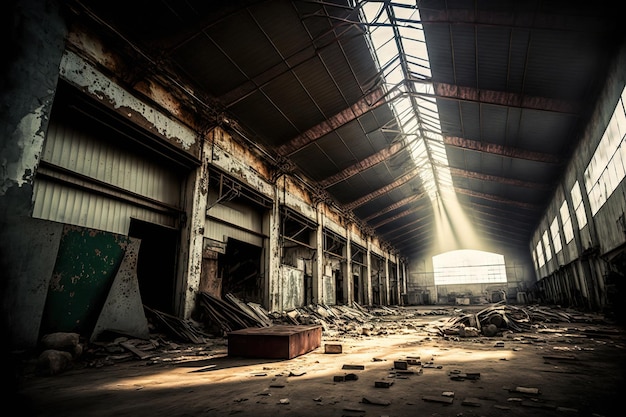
(198, 292, 267, 334)
(422, 395, 454, 404)
(120, 341, 152, 360)
(144, 305, 208, 343)
(342, 364, 365, 370)
(225, 293, 272, 327)
(542, 354, 577, 360)
(361, 397, 391, 406)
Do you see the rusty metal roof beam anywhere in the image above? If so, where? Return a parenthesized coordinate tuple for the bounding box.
(379, 214, 433, 240)
(343, 170, 420, 211)
(371, 208, 414, 229)
(392, 227, 433, 247)
(320, 141, 406, 188)
(421, 8, 608, 33)
(454, 187, 542, 211)
(449, 167, 553, 190)
(362, 194, 428, 222)
(444, 136, 563, 164)
(460, 200, 537, 222)
(432, 83, 581, 115)
(277, 87, 391, 157)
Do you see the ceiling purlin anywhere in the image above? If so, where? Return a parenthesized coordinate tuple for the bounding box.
(472, 221, 532, 242)
(421, 7, 597, 35)
(465, 207, 534, 231)
(454, 187, 542, 211)
(361, 194, 425, 222)
(392, 226, 434, 247)
(218, 5, 370, 108)
(319, 140, 405, 187)
(343, 169, 419, 211)
(380, 214, 434, 240)
(444, 136, 563, 164)
(433, 83, 582, 115)
(471, 213, 533, 234)
(449, 167, 553, 190)
(462, 200, 538, 222)
(276, 87, 391, 157)
(371, 207, 415, 229)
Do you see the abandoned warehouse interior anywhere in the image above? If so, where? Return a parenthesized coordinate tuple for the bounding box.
(1, 0, 626, 416)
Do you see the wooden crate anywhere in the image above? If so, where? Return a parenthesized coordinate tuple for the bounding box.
(227, 325, 322, 359)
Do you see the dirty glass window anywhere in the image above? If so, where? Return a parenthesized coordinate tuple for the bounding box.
(571, 181, 587, 229)
(585, 86, 626, 215)
(542, 230, 552, 262)
(560, 200, 574, 244)
(536, 240, 545, 268)
(550, 216, 562, 255)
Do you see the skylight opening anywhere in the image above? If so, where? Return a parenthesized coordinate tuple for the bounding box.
(360, 1, 451, 202)
(360, 1, 484, 255)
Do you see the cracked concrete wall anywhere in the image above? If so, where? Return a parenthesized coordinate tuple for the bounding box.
(1, 0, 68, 351)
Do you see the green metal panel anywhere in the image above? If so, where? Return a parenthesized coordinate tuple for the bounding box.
(39, 225, 130, 337)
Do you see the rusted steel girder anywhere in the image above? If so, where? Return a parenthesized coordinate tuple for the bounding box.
(454, 187, 541, 211)
(449, 167, 553, 190)
(319, 141, 406, 188)
(433, 83, 581, 114)
(361, 194, 426, 222)
(276, 88, 389, 157)
(343, 170, 419, 211)
(444, 136, 562, 164)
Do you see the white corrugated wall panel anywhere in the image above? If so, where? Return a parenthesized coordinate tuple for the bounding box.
(205, 201, 264, 247)
(33, 119, 182, 234)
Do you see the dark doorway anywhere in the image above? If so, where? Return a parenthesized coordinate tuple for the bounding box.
(218, 238, 263, 303)
(129, 219, 178, 314)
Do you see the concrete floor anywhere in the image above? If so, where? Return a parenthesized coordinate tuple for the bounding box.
(13, 305, 626, 417)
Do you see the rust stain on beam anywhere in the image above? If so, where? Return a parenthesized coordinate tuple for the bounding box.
(380, 215, 433, 239)
(277, 88, 388, 157)
(391, 226, 433, 247)
(462, 200, 538, 222)
(371, 208, 414, 228)
(434, 83, 581, 114)
(320, 141, 405, 188)
(361, 194, 425, 222)
(421, 9, 596, 32)
(454, 187, 541, 211)
(444, 136, 562, 164)
(449, 167, 553, 190)
(343, 170, 419, 211)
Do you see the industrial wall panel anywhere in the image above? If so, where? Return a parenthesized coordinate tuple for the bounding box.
(42, 120, 182, 205)
(207, 201, 263, 235)
(33, 180, 177, 235)
(204, 219, 263, 247)
(205, 199, 265, 247)
(33, 118, 182, 233)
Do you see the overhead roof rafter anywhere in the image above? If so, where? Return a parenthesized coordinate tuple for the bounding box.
(444, 136, 563, 164)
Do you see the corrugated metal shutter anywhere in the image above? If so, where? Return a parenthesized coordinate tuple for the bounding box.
(205, 200, 264, 247)
(33, 114, 184, 235)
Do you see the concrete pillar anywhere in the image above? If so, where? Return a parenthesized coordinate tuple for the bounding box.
(266, 185, 282, 312)
(345, 231, 353, 304)
(178, 134, 210, 319)
(312, 207, 324, 304)
(1, 0, 67, 351)
(396, 260, 402, 305)
(384, 255, 390, 305)
(366, 239, 373, 305)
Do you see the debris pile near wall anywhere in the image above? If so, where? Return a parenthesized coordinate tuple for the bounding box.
(425, 301, 608, 337)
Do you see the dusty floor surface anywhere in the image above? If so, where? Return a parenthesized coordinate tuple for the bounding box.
(11, 305, 626, 417)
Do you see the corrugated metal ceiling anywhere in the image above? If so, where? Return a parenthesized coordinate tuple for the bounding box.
(71, 0, 623, 259)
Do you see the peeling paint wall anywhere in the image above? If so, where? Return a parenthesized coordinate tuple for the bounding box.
(1, 0, 68, 351)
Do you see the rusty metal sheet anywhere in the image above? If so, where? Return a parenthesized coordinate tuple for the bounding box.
(227, 325, 322, 359)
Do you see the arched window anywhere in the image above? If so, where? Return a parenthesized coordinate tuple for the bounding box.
(432, 250, 507, 285)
